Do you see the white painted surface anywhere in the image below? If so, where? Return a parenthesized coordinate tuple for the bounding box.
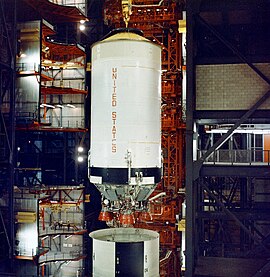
(144, 236, 160, 277)
(90, 33, 162, 169)
(92, 239, 115, 277)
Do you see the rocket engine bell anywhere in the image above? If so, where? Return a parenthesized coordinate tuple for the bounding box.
(88, 29, 162, 220)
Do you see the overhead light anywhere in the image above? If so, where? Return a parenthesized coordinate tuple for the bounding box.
(20, 53, 26, 58)
(64, 235, 72, 240)
(78, 146, 84, 153)
(41, 104, 55, 109)
(40, 263, 46, 266)
(67, 104, 76, 109)
(56, 104, 64, 108)
(79, 24, 85, 31)
(52, 234, 60, 240)
(44, 46, 49, 51)
(41, 235, 49, 240)
(78, 156, 84, 163)
(80, 20, 85, 24)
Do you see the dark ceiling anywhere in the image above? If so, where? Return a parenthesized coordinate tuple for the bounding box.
(194, 0, 270, 63)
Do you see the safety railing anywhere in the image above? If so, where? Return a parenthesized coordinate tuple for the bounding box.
(41, 115, 85, 129)
(39, 250, 85, 263)
(198, 149, 270, 165)
(39, 224, 84, 237)
(16, 63, 40, 73)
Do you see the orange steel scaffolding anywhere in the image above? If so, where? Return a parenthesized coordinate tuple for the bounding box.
(104, 1, 185, 276)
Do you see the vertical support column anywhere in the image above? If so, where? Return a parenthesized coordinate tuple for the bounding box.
(186, 0, 196, 276)
(9, 0, 16, 268)
(63, 132, 67, 184)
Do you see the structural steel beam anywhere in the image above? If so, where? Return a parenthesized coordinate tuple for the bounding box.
(253, 260, 270, 277)
(195, 110, 270, 122)
(201, 165, 270, 178)
(0, 1, 14, 65)
(197, 211, 270, 221)
(185, 1, 202, 276)
(201, 182, 270, 255)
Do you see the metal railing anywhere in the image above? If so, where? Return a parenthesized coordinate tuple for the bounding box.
(198, 149, 270, 165)
(39, 224, 84, 237)
(39, 250, 85, 263)
(41, 115, 85, 129)
(16, 63, 40, 72)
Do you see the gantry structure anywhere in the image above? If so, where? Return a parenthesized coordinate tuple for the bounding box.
(1, 0, 91, 276)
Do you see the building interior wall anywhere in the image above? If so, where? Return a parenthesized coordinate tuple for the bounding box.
(196, 63, 270, 110)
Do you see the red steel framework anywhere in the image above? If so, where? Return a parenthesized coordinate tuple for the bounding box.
(104, 1, 185, 276)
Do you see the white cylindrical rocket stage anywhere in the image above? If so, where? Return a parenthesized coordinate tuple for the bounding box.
(89, 29, 162, 204)
(90, 228, 159, 277)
